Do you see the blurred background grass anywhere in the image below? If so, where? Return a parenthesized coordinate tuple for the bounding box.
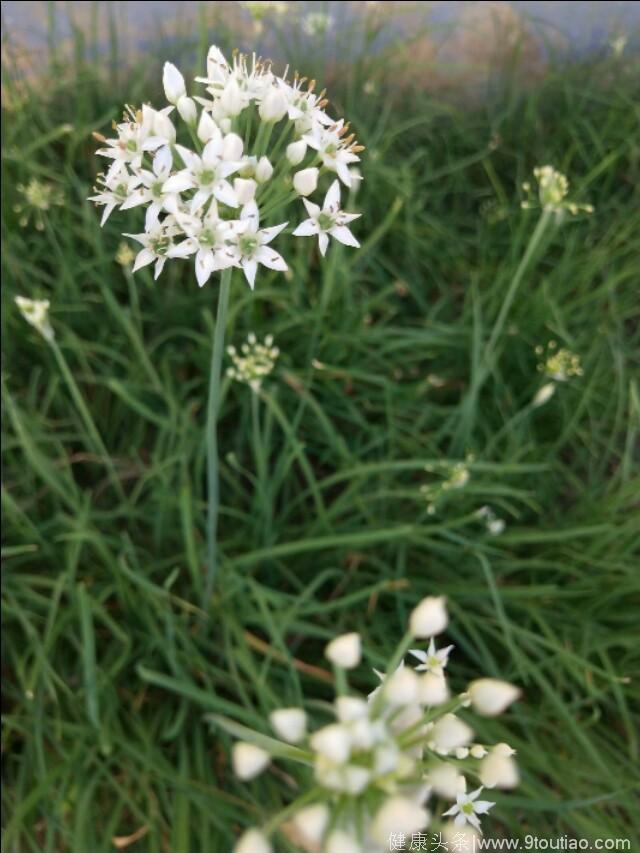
(2, 2, 640, 850)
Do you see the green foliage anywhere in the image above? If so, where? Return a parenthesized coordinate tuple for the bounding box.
(2, 13, 639, 851)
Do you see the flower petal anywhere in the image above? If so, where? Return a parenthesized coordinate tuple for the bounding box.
(292, 219, 318, 237)
(324, 179, 341, 212)
(255, 245, 288, 272)
(132, 248, 155, 273)
(330, 224, 360, 248)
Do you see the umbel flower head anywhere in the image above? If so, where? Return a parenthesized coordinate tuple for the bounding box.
(90, 45, 363, 288)
(219, 596, 521, 852)
(532, 340, 583, 407)
(521, 165, 594, 218)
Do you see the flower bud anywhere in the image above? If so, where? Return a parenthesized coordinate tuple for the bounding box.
(286, 139, 307, 166)
(220, 117, 232, 134)
(532, 382, 556, 407)
(431, 713, 473, 751)
(468, 679, 521, 717)
(325, 830, 362, 853)
(385, 666, 420, 706)
(480, 744, 519, 789)
(233, 829, 272, 853)
(292, 804, 329, 846)
(234, 178, 257, 205)
(325, 632, 361, 669)
(153, 111, 176, 143)
(371, 796, 430, 845)
(418, 672, 449, 706)
(15, 296, 54, 342)
(427, 763, 466, 798)
(177, 95, 197, 125)
(293, 167, 319, 197)
(269, 707, 307, 743)
(220, 79, 244, 117)
(255, 156, 274, 183)
(222, 132, 244, 161)
(310, 723, 351, 764)
(259, 88, 288, 122)
(197, 111, 218, 143)
(232, 742, 270, 780)
(410, 596, 448, 638)
(163, 61, 186, 104)
(335, 696, 368, 723)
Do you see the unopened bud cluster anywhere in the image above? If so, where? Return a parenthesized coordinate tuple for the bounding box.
(532, 341, 583, 407)
(226, 333, 279, 391)
(229, 596, 521, 852)
(521, 165, 593, 217)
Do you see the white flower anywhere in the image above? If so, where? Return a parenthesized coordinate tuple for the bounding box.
(269, 708, 306, 743)
(303, 120, 361, 186)
(303, 11, 333, 37)
(88, 163, 142, 226)
(234, 828, 272, 853)
(292, 167, 319, 197)
(163, 61, 186, 104)
(120, 147, 179, 231)
(480, 743, 519, 789)
(292, 803, 329, 846)
(286, 139, 307, 165)
(232, 742, 270, 780)
(370, 796, 430, 845)
(96, 105, 168, 179)
(226, 202, 288, 289)
(163, 137, 241, 213)
(167, 202, 237, 287)
(124, 219, 180, 280)
(325, 632, 361, 669)
(335, 696, 369, 723)
(442, 787, 495, 832)
(227, 333, 279, 391)
(431, 714, 473, 752)
(468, 679, 520, 717)
(310, 723, 351, 764)
(293, 180, 360, 256)
(15, 296, 54, 342)
(409, 596, 448, 638)
(410, 639, 454, 676)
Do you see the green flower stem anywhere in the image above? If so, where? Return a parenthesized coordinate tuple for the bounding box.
(203, 266, 232, 605)
(483, 207, 553, 367)
(251, 389, 272, 542)
(49, 338, 126, 501)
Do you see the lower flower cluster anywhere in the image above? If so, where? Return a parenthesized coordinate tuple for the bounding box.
(228, 597, 521, 852)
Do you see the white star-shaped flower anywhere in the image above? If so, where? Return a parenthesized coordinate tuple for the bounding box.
(162, 134, 241, 213)
(226, 201, 288, 289)
(409, 639, 454, 677)
(88, 163, 142, 226)
(303, 120, 361, 186)
(167, 201, 238, 287)
(442, 787, 495, 832)
(119, 147, 180, 231)
(292, 180, 360, 256)
(124, 217, 181, 280)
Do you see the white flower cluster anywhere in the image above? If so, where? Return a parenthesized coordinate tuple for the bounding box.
(90, 45, 362, 288)
(226, 332, 279, 392)
(231, 597, 521, 852)
(420, 458, 473, 515)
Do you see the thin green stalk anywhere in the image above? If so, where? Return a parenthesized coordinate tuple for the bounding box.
(484, 208, 553, 365)
(203, 267, 233, 605)
(49, 339, 125, 501)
